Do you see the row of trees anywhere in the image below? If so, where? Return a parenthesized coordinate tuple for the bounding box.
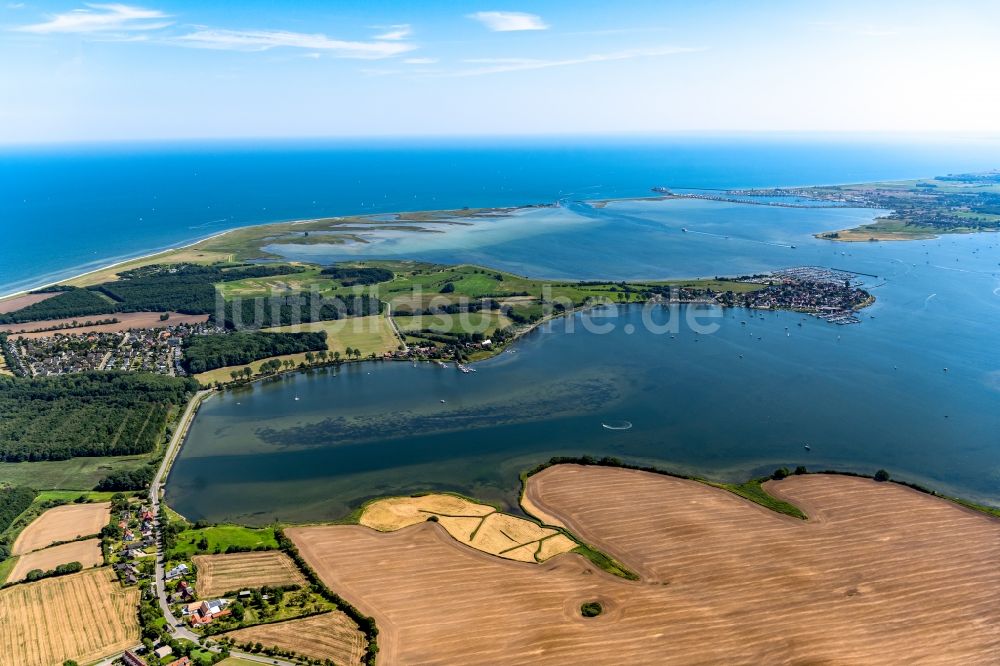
(224, 347, 366, 383)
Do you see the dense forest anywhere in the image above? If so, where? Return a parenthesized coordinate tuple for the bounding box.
(0, 486, 37, 533)
(182, 331, 328, 373)
(1, 263, 308, 325)
(0, 288, 114, 324)
(224, 292, 382, 328)
(321, 265, 394, 285)
(94, 270, 219, 313)
(0, 372, 196, 462)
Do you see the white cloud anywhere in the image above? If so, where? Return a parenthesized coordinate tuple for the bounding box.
(403, 57, 438, 64)
(171, 29, 416, 58)
(372, 24, 411, 41)
(14, 3, 172, 34)
(445, 45, 699, 77)
(467, 11, 547, 32)
(7, 2, 26, 9)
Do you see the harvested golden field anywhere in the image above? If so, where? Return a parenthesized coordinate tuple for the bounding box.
(13, 501, 111, 555)
(0, 567, 140, 666)
(226, 611, 366, 666)
(360, 494, 493, 531)
(193, 551, 306, 597)
(289, 467, 1000, 665)
(0, 292, 57, 313)
(9, 538, 104, 582)
(2, 311, 210, 337)
(360, 494, 575, 563)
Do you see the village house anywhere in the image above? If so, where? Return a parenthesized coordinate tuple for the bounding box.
(122, 649, 147, 666)
(184, 598, 231, 625)
(165, 563, 189, 580)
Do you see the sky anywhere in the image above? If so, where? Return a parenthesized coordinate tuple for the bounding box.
(2, 0, 1000, 143)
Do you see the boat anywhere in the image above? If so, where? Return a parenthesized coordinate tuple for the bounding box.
(440, 399, 446, 403)
(294, 396, 300, 401)
(804, 443, 811, 451)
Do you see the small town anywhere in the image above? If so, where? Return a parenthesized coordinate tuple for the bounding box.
(2, 322, 220, 378)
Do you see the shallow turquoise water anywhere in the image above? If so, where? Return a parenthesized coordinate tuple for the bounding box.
(167, 198, 1000, 524)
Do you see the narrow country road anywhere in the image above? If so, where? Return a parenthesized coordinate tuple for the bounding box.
(138, 389, 298, 666)
(150, 389, 213, 642)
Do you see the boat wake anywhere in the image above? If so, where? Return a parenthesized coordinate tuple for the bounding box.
(602, 420, 633, 431)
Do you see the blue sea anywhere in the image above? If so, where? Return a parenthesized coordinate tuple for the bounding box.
(3, 135, 1000, 294)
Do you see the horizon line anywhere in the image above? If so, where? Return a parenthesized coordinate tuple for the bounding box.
(3, 129, 1000, 150)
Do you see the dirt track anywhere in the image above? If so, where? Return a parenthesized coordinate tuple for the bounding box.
(289, 466, 1000, 665)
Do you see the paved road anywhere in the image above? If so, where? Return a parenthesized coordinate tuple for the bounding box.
(140, 390, 298, 666)
(150, 390, 212, 642)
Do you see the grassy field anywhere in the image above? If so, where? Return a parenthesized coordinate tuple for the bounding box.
(193, 314, 401, 385)
(0, 555, 18, 584)
(0, 454, 154, 491)
(395, 310, 512, 335)
(0, 567, 140, 666)
(168, 525, 279, 559)
(216, 265, 338, 298)
(711, 479, 807, 520)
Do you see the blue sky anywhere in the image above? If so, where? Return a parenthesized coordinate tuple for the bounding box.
(2, 1, 999, 143)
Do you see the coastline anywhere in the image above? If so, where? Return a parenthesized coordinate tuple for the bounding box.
(0, 229, 237, 302)
(0, 203, 550, 302)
